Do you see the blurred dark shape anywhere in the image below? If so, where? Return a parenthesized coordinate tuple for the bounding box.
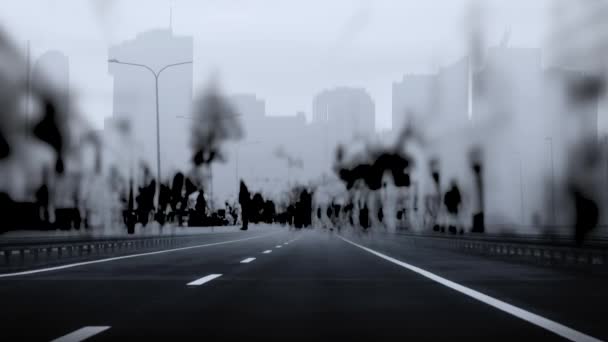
(263, 200, 276, 224)
(444, 181, 462, 234)
(195, 190, 207, 213)
(428, 158, 441, 232)
(226, 202, 238, 225)
(55, 208, 81, 231)
(35, 183, 50, 225)
(0, 132, 9, 159)
(373, 153, 411, 188)
(136, 179, 156, 227)
(155, 183, 171, 225)
(568, 74, 605, 103)
(333, 203, 341, 217)
(170, 172, 185, 223)
(343, 203, 354, 226)
(469, 146, 485, 233)
(190, 84, 243, 167)
(188, 189, 208, 226)
(294, 189, 312, 228)
(337, 153, 412, 190)
(250, 193, 265, 223)
(377, 207, 384, 222)
(359, 205, 370, 229)
(571, 190, 599, 245)
(429, 158, 440, 186)
(193, 150, 216, 166)
(123, 179, 136, 234)
(566, 139, 602, 245)
(317, 207, 322, 219)
(444, 182, 462, 214)
(166, 172, 199, 227)
(239, 181, 250, 230)
(33, 99, 66, 173)
(243, 193, 276, 225)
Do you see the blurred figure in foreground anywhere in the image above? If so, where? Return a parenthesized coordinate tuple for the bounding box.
(239, 181, 250, 230)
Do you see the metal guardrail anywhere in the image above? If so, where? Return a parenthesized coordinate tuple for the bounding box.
(392, 233, 608, 267)
(0, 233, 206, 267)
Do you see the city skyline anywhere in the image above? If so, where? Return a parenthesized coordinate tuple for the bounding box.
(0, 0, 555, 131)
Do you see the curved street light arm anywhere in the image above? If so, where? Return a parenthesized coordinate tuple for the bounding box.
(157, 61, 193, 78)
(110, 60, 156, 77)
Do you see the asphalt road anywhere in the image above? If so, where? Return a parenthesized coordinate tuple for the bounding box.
(0, 225, 606, 341)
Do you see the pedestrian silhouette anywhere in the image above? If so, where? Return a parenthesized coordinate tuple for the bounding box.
(239, 181, 250, 230)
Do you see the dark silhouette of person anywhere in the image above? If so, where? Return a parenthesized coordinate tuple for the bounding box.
(239, 181, 250, 230)
(359, 205, 370, 229)
(444, 181, 462, 234)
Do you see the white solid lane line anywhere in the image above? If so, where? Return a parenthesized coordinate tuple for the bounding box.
(0, 232, 279, 278)
(187, 274, 222, 286)
(337, 235, 600, 342)
(240, 257, 255, 263)
(51, 326, 110, 342)
(262, 250, 272, 254)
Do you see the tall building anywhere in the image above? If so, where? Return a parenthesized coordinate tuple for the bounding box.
(312, 87, 375, 143)
(392, 74, 435, 132)
(230, 94, 265, 119)
(392, 56, 470, 133)
(108, 29, 193, 179)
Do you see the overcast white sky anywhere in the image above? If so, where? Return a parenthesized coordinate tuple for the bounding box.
(0, 0, 551, 130)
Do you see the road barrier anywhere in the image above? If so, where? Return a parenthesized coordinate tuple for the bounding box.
(391, 232, 608, 268)
(0, 233, 213, 269)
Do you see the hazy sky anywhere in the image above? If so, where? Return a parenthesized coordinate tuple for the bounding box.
(0, 0, 551, 130)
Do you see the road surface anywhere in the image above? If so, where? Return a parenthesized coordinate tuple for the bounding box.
(0, 225, 606, 340)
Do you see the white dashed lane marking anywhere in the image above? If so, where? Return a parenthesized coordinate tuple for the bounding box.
(51, 326, 110, 342)
(187, 274, 222, 286)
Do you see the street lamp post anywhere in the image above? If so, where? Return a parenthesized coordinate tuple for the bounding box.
(108, 58, 192, 210)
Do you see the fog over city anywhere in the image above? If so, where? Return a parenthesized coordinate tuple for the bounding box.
(1, 1, 608, 340)
(0, 0, 555, 129)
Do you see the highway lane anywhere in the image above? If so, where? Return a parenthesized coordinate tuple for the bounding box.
(0, 226, 296, 340)
(339, 229, 608, 340)
(0, 225, 282, 273)
(95, 229, 558, 340)
(0, 226, 602, 340)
